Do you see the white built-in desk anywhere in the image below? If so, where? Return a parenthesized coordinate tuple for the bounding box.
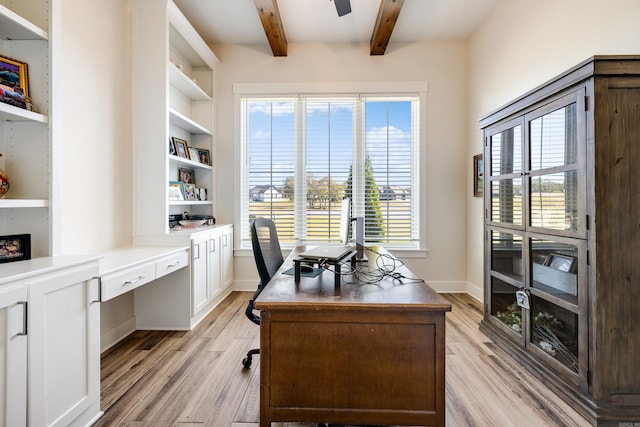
(98, 246, 189, 301)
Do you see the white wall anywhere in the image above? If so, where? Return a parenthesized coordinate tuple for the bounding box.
(57, 0, 132, 254)
(466, 0, 640, 299)
(213, 41, 470, 293)
(55, 0, 133, 341)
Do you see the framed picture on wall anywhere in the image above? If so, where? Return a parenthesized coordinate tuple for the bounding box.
(473, 153, 484, 197)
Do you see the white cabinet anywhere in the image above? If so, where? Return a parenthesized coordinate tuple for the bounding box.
(135, 225, 233, 330)
(191, 233, 210, 314)
(0, 2, 53, 257)
(131, 0, 219, 239)
(0, 284, 28, 427)
(220, 226, 233, 290)
(28, 260, 100, 427)
(0, 256, 100, 427)
(191, 225, 232, 317)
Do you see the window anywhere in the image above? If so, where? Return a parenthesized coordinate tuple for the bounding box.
(240, 90, 421, 250)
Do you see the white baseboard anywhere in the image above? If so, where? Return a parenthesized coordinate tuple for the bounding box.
(100, 316, 136, 353)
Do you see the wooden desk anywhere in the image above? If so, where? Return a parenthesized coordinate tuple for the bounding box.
(254, 246, 451, 426)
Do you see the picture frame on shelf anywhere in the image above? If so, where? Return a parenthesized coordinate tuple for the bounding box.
(0, 234, 31, 264)
(184, 183, 198, 201)
(188, 147, 199, 162)
(473, 153, 483, 197)
(197, 188, 207, 201)
(168, 180, 185, 201)
(178, 167, 195, 185)
(0, 55, 29, 110)
(169, 138, 176, 156)
(546, 253, 575, 273)
(172, 137, 189, 159)
(197, 148, 211, 165)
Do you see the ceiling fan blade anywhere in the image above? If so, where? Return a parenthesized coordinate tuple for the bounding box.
(334, 0, 351, 17)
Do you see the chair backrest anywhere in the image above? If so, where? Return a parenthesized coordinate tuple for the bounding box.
(250, 217, 284, 287)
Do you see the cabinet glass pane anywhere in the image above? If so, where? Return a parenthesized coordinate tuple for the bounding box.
(530, 295, 579, 373)
(491, 231, 523, 281)
(530, 171, 578, 231)
(490, 126, 522, 176)
(530, 104, 577, 171)
(491, 277, 522, 334)
(530, 238, 578, 303)
(491, 178, 523, 225)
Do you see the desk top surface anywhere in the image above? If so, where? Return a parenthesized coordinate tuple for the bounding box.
(255, 246, 452, 312)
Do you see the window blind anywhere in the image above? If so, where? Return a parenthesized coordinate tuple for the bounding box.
(240, 93, 420, 249)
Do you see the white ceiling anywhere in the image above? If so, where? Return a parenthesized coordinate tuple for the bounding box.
(173, 0, 501, 48)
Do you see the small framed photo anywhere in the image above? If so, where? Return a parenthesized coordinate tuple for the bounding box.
(169, 138, 176, 156)
(172, 137, 190, 159)
(0, 55, 29, 109)
(188, 147, 199, 162)
(473, 153, 484, 197)
(546, 253, 575, 273)
(0, 234, 31, 264)
(178, 167, 195, 185)
(197, 149, 211, 166)
(184, 183, 198, 201)
(168, 180, 185, 201)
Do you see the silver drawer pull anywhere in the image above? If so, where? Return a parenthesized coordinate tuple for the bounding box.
(16, 301, 28, 336)
(124, 275, 146, 286)
(167, 261, 181, 268)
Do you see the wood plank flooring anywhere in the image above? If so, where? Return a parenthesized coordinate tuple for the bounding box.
(95, 292, 590, 426)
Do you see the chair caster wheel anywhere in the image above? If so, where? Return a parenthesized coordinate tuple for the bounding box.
(242, 356, 252, 368)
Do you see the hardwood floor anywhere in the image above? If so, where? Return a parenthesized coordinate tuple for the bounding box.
(95, 292, 590, 426)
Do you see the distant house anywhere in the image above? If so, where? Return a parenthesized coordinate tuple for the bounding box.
(379, 185, 409, 201)
(250, 185, 283, 202)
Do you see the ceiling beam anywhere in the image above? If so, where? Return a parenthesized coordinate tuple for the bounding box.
(253, 0, 288, 57)
(370, 0, 405, 55)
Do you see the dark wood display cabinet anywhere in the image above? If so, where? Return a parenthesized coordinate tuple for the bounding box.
(479, 56, 640, 426)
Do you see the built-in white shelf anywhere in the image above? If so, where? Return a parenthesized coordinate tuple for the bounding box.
(169, 108, 212, 135)
(168, 200, 213, 206)
(0, 199, 49, 208)
(0, 102, 48, 123)
(0, 5, 48, 40)
(169, 64, 211, 101)
(169, 154, 212, 170)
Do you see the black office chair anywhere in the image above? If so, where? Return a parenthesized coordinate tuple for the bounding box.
(242, 217, 284, 369)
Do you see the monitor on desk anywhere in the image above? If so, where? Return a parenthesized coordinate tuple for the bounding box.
(339, 197, 352, 246)
(340, 197, 367, 262)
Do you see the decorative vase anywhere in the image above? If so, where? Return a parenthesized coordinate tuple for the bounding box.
(0, 153, 9, 197)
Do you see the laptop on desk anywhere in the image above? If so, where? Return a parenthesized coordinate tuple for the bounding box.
(298, 245, 354, 261)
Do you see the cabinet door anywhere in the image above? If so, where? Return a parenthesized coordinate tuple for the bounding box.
(485, 118, 525, 229)
(0, 286, 28, 427)
(191, 235, 210, 314)
(525, 90, 586, 238)
(221, 226, 233, 289)
(28, 263, 100, 427)
(208, 231, 221, 297)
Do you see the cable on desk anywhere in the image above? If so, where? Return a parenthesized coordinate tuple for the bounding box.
(319, 246, 425, 287)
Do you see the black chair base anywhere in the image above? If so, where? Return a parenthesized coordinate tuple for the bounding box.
(242, 348, 260, 368)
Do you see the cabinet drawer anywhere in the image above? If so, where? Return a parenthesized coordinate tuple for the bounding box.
(101, 263, 156, 301)
(155, 250, 189, 279)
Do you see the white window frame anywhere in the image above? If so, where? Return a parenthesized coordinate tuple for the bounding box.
(233, 82, 428, 255)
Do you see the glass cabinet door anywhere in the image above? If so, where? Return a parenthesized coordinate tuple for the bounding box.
(487, 120, 524, 228)
(488, 229, 524, 337)
(526, 91, 585, 237)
